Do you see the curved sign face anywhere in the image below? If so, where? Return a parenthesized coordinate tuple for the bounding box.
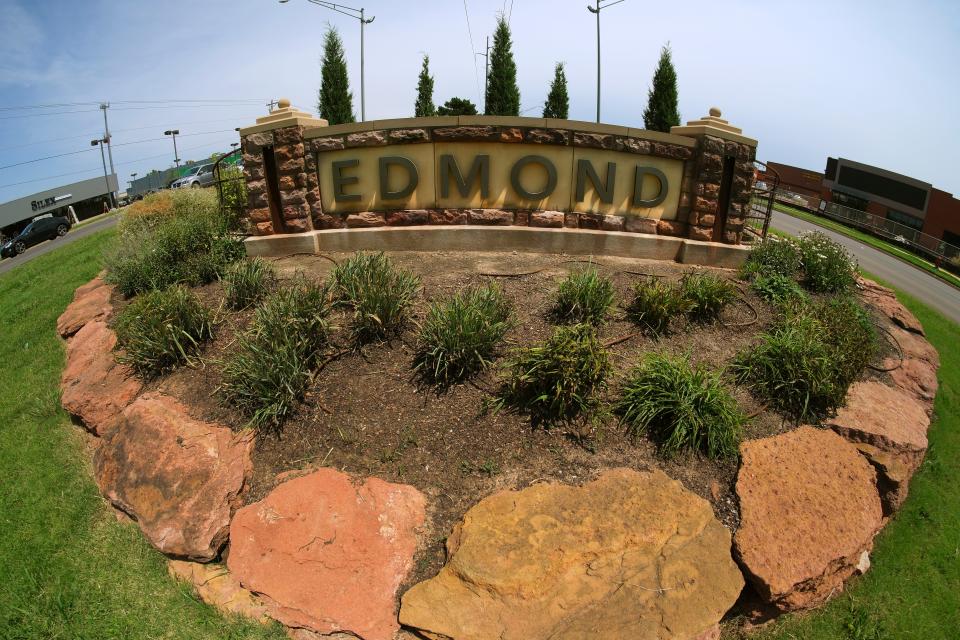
(316, 142, 683, 220)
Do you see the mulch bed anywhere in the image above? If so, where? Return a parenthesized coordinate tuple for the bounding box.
(127, 250, 896, 588)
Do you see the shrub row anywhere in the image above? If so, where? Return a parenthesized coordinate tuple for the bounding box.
(740, 232, 857, 293)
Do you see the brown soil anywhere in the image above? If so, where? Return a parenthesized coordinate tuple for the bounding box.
(127, 250, 897, 591)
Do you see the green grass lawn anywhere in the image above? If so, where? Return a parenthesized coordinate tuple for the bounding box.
(1, 228, 956, 638)
(773, 202, 960, 290)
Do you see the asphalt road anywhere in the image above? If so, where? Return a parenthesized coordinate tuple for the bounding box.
(771, 210, 960, 325)
(0, 215, 120, 277)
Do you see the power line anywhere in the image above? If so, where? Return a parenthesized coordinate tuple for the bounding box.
(462, 0, 483, 104)
(0, 148, 97, 171)
(0, 109, 101, 121)
(0, 98, 265, 112)
(508, 0, 515, 24)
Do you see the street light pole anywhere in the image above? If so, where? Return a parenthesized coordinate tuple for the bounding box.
(587, 0, 626, 123)
(279, 0, 376, 121)
(91, 138, 111, 207)
(164, 129, 181, 170)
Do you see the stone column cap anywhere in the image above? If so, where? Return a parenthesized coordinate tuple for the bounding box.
(239, 98, 329, 136)
(671, 108, 757, 147)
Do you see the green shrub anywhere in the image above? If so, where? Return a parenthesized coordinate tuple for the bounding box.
(215, 165, 249, 232)
(796, 231, 857, 293)
(733, 295, 877, 419)
(222, 258, 276, 310)
(329, 252, 420, 344)
(616, 352, 744, 458)
(414, 283, 513, 386)
(750, 272, 807, 305)
(552, 266, 615, 326)
(679, 273, 737, 321)
(497, 324, 612, 426)
(219, 279, 331, 433)
(114, 286, 213, 376)
(625, 278, 691, 334)
(738, 237, 801, 280)
(106, 199, 244, 297)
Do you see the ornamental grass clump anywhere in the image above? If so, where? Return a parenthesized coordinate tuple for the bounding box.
(738, 237, 801, 280)
(497, 324, 612, 426)
(414, 283, 513, 387)
(552, 266, 615, 326)
(679, 272, 737, 322)
(219, 278, 331, 434)
(796, 231, 857, 293)
(329, 252, 420, 344)
(750, 272, 808, 305)
(625, 278, 691, 334)
(222, 258, 276, 310)
(114, 285, 213, 376)
(616, 352, 744, 459)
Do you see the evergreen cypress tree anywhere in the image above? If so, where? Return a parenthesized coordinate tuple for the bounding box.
(414, 54, 436, 117)
(542, 62, 569, 119)
(642, 44, 681, 133)
(436, 97, 478, 116)
(484, 16, 520, 116)
(317, 26, 355, 125)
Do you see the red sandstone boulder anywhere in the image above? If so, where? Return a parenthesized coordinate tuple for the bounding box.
(227, 468, 426, 640)
(886, 357, 939, 411)
(94, 393, 253, 561)
(858, 277, 924, 335)
(57, 276, 114, 338)
(400, 469, 743, 640)
(60, 320, 142, 435)
(734, 427, 883, 612)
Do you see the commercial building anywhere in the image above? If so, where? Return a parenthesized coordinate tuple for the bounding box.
(0, 174, 119, 238)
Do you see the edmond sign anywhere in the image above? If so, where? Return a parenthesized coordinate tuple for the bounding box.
(315, 142, 684, 219)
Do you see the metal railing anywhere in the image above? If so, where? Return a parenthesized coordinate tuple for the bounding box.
(213, 149, 247, 231)
(743, 161, 779, 241)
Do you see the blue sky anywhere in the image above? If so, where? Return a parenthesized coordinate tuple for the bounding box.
(2, 0, 959, 202)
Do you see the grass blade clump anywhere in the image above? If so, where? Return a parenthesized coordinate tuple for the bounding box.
(414, 283, 513, 386)
(616, 352, 744, 459)
(626, 277, 691, 334)
(329, 252, 420, 344)
(219, 278, 330, 434)
(114, 285, 213, 376)
(497, 324, 612, 426)
(679, 272, 737, 322)
(738, 236, 801, 280)
(552, 266, 615, 326)
(796, 231, 857, 293)
(222, 258, 276, 310)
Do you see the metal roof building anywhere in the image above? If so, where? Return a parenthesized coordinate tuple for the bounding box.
(0, 174, 118, 234)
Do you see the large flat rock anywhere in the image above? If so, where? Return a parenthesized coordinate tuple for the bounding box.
(227, 468, 426, 640)
(734, 427, 883, 611)
(60, 320, 142, 435)
(57, 276, 114, 338)
(858, 278, 924, 335)
(399, 468, 743, 640)
(94, 393, 253, 561)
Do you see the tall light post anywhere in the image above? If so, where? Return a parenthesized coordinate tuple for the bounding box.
(164, 129, 181, 170)
(91, 138, 113, 207)
(587, 0, 626, 123)
(279, 0, 376, 121)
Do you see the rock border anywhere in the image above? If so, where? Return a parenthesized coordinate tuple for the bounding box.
(56, 271, 941, 637)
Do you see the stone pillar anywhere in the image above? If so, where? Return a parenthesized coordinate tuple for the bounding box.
(671, 108, 758, 244)
(238, 99, 327, 235)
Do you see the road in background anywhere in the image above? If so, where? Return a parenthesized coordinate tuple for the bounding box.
(0, 215, 119, 277)
(771, 210, 960, 324)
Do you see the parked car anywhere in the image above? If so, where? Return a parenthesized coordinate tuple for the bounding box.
(1, 215, 72, 258)
(172, 164, 216, 189)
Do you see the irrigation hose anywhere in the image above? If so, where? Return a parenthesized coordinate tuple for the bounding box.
(867, 325, 904, 372)
(720, 296, 760, 328)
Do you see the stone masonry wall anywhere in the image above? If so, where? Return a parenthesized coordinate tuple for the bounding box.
(242, 122, 757, 244)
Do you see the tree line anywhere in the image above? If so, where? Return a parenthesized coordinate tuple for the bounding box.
(318, 15, 679, 132)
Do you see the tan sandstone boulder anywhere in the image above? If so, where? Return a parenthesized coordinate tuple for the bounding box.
(94, 393, 253, 561)
(60, 320, 142, 435)
(399, 468, 744, 640)
(168, 560, 269, 623)
(734, 427, 883, 611)
(227, 468, 426, 640)
(57, 276, 114, 338)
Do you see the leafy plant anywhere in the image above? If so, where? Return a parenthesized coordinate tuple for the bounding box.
(679, 272, 737, 321)
(796, 231, 857, 293)
(818, 295, 878, 389)
(219, 278, 331, 433)
(414, 283, 513, 386)
(222, 258, 276, 310)
(750, 272, 807, 305)
(625, 277, 691, 334)
(497, 324, 612, 426)
(114, 286, 213, 376)
(553, 266, 615, 326)
(436, 97, 478, 116)
(616, 352, 744, 458)
(739, 236, 801, 280)
(329, 252, 420, 344)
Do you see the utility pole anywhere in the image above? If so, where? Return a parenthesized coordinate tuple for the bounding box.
(278, 0, 376, 121)
(91, 138, 111, 207)
(267, 99, 279, 112)
(100, 102, 117, 203)
(587, 0, 626, 123)
(476, 35, 490, 112)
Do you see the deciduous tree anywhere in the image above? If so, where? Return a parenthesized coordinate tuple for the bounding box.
(437, 97, 478, 116)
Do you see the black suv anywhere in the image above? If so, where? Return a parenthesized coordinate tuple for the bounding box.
(1, 215, 72, 258)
